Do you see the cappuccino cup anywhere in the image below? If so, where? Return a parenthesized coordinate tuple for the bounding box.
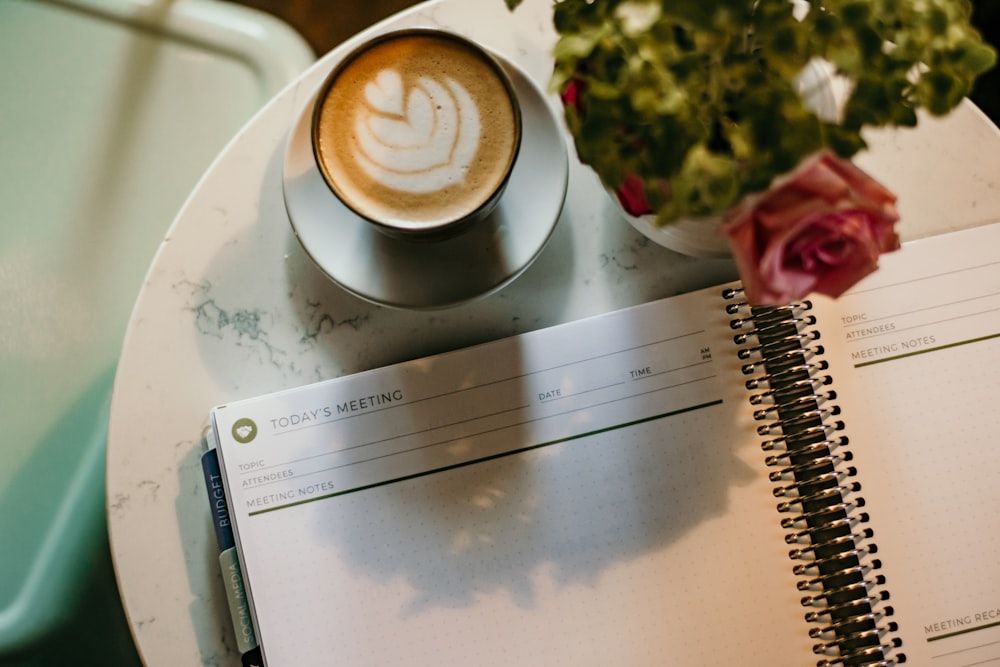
(311, 29, 522, 240)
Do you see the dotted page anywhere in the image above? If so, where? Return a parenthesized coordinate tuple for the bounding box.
(815, 221, 1000, 667)
(213, 285, 814, 666)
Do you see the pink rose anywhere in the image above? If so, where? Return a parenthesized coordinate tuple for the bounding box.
(721, 151, 901, 305)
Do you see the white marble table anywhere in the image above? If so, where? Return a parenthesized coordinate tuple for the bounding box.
(105, 0, 1000, 663)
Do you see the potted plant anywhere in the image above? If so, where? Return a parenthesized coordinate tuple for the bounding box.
(506, 0, 996, 304)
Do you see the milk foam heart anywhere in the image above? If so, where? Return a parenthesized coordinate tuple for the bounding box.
(356, 71, 481, 193)
(313, 31, 520, 233)
(364, 69, 405, 116)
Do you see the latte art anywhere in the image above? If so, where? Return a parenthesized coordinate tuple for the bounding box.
(356, 69, 481, 194)
(312, 31, 521, 235)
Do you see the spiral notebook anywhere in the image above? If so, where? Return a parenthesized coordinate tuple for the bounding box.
(210, 221, 1000, 667)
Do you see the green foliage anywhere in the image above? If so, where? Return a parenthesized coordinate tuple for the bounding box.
(510, 0, 996, 223)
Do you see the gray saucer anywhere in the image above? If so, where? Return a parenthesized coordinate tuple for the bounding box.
(282, 54, 569, 310)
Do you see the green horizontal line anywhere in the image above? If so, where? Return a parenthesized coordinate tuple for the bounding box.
(854, 332, 1000, 368)
(927, 619, 1000, 642)
(248, 399, 723, 517)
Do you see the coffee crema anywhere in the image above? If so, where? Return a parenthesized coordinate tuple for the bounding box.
(312, 31, 521, 232)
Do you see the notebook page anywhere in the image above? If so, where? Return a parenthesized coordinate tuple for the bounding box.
(814, 221, 1000, 666)
(212, 285, 816, 666)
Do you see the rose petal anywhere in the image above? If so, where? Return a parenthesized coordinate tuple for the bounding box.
(723, 150, 901, 305)
(615, 173, 654, 216)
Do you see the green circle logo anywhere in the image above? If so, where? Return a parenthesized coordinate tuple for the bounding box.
(231, 418, 258, 444)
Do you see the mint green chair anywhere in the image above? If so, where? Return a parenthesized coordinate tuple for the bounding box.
(0, 1, 313, 662)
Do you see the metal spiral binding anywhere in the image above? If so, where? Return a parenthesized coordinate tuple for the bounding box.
(723, 287, 905, 667)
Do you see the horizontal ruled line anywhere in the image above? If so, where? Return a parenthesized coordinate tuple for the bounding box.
(265, 329, 707, 442)
(928, 620, 1000, 643)
(244, 360, 713, 478)
(931, 638, 1000, 661)
(242, 374, 716, 490)
(847, 260, 1000, 299)
(247, 398, 723, 516)
(854, 332, 1000, 368)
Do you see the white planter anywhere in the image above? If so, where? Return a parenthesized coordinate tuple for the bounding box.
(616, 204, 731, 258)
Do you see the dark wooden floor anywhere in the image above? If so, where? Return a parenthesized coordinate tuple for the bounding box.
(970, 3, 1000, 125)
(230, 0, 421, 56)
(232, 0, 998, 125)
